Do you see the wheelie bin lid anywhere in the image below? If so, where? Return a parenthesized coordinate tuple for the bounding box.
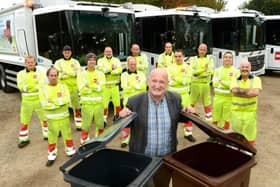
(180, 111, 257, 155)
(60, 112, 137, 172)
(60, 112, 163, 187)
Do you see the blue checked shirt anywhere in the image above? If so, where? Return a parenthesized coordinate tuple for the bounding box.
(145, 94, 172, 157)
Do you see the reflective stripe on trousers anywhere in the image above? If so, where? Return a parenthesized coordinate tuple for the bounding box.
(45, 111, 69, 119)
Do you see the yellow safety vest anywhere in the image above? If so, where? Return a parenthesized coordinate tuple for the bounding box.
(17, 68, 46, 100)
(213, 66, 240, 96)
(231, 76, 261, 111)
(121, 70, 146, 98)
(132, 54, 148, 74)
(190, 55, 214, 83)
(77, 69, 105, 104)
(157, 52, 175, 68)
(97, 56, 122, 86)
(54, 58, 81, 87)
(167, 63, 192, 94)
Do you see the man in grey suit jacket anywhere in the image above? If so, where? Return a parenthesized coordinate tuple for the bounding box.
(119, 68, 194, 187)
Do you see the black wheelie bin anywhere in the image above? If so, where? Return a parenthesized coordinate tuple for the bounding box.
(60, 112, 162, 187)
(164, 112, 257, 187)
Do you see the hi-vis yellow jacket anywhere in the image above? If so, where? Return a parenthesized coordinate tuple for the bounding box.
(132, 54, 149, 74)
(77, 69, 106, 104)
(39, 83, 70, 119)
(167, 63, 192, 94)
(121, 70, 146, 99)
(54, 58, 81, 87)
(97, 56, 122, 86)
(230, 75, 262, 111)
(189, 55, 214, 83)
(17, 68, 46, 101)
(157, 52, 175, 68)
(212, 66, 240, 96)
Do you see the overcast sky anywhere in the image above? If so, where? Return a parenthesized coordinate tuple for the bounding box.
(225, 0, 248, 10)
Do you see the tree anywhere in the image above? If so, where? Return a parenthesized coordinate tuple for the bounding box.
(243, 0, 280, 15)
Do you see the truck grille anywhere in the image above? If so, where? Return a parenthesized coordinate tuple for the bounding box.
(248, 55, 265, 72)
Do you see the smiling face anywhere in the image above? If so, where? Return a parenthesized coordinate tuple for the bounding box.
(148, 69, 168, 101)
(25, 56, 36, 71)
(223, 52, 233, 68)
(127, 57, 137, 72)
(240, 60, 251, 78)
(130, 44, 140, 56)
(198, 43, 207, 57)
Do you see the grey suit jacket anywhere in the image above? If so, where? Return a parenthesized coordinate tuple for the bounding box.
(126, 91, 186, 155)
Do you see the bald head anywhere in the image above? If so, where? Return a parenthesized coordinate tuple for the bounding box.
(240, 60, 251, 69)
(198, 43, 207, 57)
(164, 42, 173, 54)
(149, 68, 168, 82)
(104, 46, 113, 58)
(240, 60, 251, 78)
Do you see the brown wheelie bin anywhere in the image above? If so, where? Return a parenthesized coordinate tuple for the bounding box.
(164, 112, 257, 187)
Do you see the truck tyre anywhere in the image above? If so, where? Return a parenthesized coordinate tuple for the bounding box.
(0, 65, 15, 93)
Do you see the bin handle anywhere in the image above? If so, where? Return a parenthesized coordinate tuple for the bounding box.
(59, 142, 104, 173)
(60, 153, 81, 173)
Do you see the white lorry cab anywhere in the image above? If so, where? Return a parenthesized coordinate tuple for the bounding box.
(0, 0, 134, 92)
(135, 6, 214, 69)
(210, 10, 266, 75)
(264, 15, 280, 72)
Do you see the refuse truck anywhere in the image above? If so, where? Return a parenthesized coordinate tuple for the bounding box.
(0, 0, 134, 92)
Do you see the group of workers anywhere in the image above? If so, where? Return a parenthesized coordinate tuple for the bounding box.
(16, 41, 261, 169)
(157, 42, 261, 147)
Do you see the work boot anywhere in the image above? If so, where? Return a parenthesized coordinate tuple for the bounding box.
(121, 142, 128, 148)
(46, 160, 55, 167)
(18, 140, 30, 148)
(184, 135, 196, 142)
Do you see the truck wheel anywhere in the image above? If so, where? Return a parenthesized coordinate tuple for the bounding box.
(0, 65, 15, 93)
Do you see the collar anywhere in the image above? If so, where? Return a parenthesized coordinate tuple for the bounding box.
(106, 56, 112, 60)
(86, 67, 95, 71)
(130, 52, 141, 56)
(26, 68, 37, 72)
(148, 92, 165, 105)
(63, 57, 72, 61)
(237, 74, 254, 80)
(128, 70, 137, 74)
(165, 52, 173, 56)
(197, 55, 207, 58)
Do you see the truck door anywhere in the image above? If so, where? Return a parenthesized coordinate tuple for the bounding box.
(212, 48, 223, 68)
(16, 29, 29, 56)
(266, 44, 280, 69)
